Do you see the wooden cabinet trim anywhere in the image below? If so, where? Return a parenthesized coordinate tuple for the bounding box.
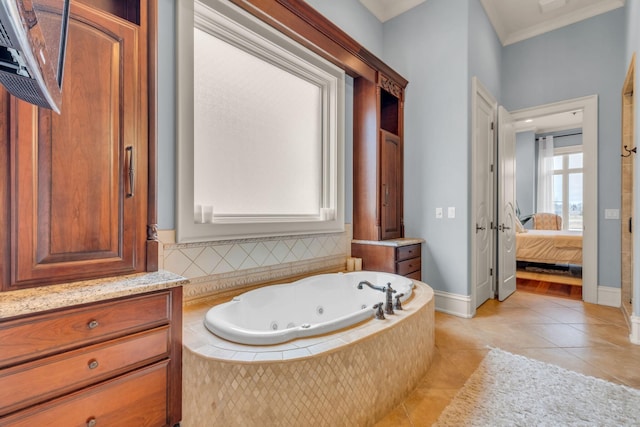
(0, 326, 170, 417)
(0, 361, 169, 427)
(396, 257, 421, 276)
(228, 0, 408, 86)
(0, 291, 171, 368)
(396, 244, 421, 262)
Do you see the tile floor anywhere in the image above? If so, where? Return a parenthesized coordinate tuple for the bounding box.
(375, 290, 640, 426)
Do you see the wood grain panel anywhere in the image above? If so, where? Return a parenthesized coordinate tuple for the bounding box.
(381, 131, 402, 239)
(10, 2, 146, 288)
(0, 361, 169, 427)
(0, 327, 169, 416)
(0, 292, 170, 368)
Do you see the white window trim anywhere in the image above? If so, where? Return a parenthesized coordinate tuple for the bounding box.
(176, 0, 345, 243)
(553, 146, 583, 230)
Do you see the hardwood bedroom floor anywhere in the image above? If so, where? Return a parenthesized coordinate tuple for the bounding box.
(375, 291, 638, 426)
(516, 276, 582, 300)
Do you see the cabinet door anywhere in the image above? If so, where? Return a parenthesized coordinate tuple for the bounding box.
(380, 130, 403, 239)
(9, 3, 147, 288)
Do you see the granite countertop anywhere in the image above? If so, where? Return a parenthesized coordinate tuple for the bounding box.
(351, 237, 425, 247)
(0, 270, 188, 319)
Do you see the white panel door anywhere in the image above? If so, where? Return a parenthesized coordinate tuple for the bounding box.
(472, 79, 496, 309)
(497, 106, 517, 301)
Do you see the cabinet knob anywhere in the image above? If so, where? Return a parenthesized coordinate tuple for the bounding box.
(87, 320, 99, 329)
(87, 417, 97, 427)
(88, 359, 99, 370)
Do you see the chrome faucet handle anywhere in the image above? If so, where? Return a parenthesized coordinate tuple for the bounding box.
(394, 293, 405, 310)
(373, 302, 385, 319)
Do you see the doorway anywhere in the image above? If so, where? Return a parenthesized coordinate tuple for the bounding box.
(514, 113, 584, 298)
(472, 85, 599, 309)
(471, 78, 518, 312)
(511, 96, 598, 304)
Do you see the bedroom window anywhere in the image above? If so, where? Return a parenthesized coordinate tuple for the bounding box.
(552, 146, 583, 231)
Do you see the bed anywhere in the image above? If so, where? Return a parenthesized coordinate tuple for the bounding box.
(515, 230, 582, 265)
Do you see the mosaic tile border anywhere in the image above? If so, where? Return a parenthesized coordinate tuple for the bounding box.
(182, 255, 345, 303)
(182, 283, 435, 426)
(159, 226, 351, 303)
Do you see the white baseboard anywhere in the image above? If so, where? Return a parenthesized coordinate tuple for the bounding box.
(597, 285, 621, 308)
(631, 316, 640, 345)
(434, 290, 473, 318)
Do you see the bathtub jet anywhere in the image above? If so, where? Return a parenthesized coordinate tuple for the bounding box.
(203, 271, 414, 345)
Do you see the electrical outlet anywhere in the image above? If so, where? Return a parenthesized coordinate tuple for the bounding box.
(448, 207, 455, 218)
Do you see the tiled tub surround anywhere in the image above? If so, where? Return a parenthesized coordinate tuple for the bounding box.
(160, 228, 351, 304)
(0, 271, 188, 319)
(182, 281, 434, 426)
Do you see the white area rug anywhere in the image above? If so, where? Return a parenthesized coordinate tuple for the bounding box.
(434, 348, 640, 426)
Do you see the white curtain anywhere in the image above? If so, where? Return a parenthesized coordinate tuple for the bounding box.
(536, 135, 554, 213)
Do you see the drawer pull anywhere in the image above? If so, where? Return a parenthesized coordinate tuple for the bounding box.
(88, 359, 99, 370)
(87, 417, 97, 427)
(87, 320, 99, 330)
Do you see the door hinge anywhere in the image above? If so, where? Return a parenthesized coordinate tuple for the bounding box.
(490, 164, 494, 172)
(490, 221, 494, 230)
(490, 122, 494, 130)
(490, 268, 493, 276)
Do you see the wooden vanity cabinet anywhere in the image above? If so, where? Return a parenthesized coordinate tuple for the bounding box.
(352, 71, 423, 276)
(353, 74, 406, 242)
(351, 242, 421, 280)
(0, 287, 182, 427)
(0, 0, 156, 291)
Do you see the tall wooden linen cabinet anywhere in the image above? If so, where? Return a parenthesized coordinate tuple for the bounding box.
(0, 1, 182, 426)
(352, 73, 423, 280)
(1, 1, 151, 290)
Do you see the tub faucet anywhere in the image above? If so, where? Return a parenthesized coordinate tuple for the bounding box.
(384, 283, 396, 315)
(357, 280, 386, 292)
(373, 302, 385, 319)
(394, 293, 405, 310)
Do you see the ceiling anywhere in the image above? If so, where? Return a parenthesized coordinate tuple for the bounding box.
(360, 0, 625, 46)
(514, 109, 583, 133)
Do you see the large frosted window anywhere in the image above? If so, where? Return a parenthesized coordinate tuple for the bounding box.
(176, 0, 345, 242)
(194, 29, 322, 217)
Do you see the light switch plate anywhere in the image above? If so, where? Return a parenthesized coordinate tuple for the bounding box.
(604, 209, 619, 220)
(448, 207, 455, 218)
(436, 207, 443, 219)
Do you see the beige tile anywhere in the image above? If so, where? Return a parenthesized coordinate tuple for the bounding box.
(526, 323, 615, 348)
(374, 290, 639, 424)
(403, 387, 459, 426)
(374, 404, 412, 427)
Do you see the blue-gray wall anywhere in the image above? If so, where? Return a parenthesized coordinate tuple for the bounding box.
(502, 9, 626, 288)
(306, 0, 383, 57)
(516, 131, 536, 224)
(157, 0, 637, 301)
(158, 0, 176, 229)
(383, 0, 475, 296)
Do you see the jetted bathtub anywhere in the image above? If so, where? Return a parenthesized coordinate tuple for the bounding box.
(203, 271, 414, 345)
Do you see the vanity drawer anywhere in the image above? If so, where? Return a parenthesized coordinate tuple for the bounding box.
(396, 244, 420, 262)
(0, 327, 169, 416)
(0, 361, 169, 427)
(396, 257, 421, 276)
(0, 291, 171, 368)
(405, 270, 422, 281)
